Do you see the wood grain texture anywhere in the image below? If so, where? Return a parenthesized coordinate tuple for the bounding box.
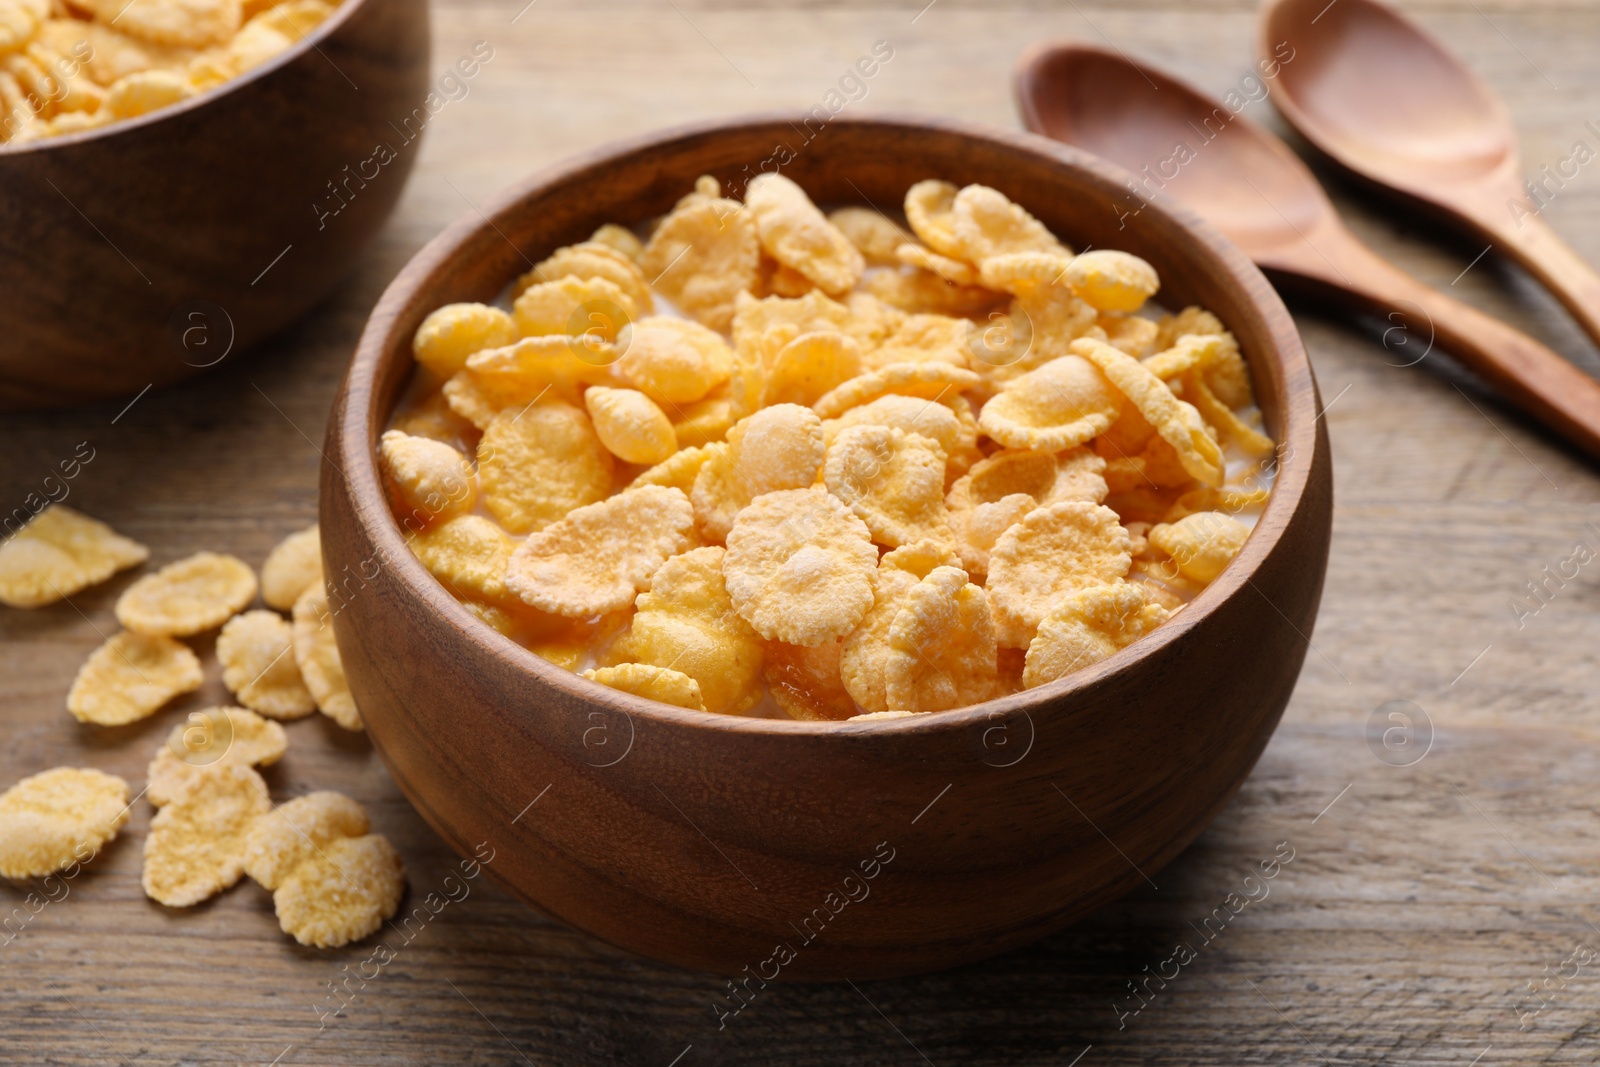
(321, 114, 1329, 979)
(3, 0, 1600, 1062)
(0, 0, 432, 411)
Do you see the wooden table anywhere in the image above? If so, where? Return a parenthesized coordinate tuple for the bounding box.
(6, 1, 1600, 1063)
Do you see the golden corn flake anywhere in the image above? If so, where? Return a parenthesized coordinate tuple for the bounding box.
(260, 524, 322, 611)
(67, 629, 202, 726)
(292, 585, 360, 731)
(1023, 582, 1170, 688)
(690, 404, 825, 542)
(407, 514, 516, 604)
(952, 184, 1069, 264)
(978, 354, 1122, 452)
(516, 241, 653, 316)
(976, 250, 1070, 296)
(217, 609, 316, 719)
(1183, 367, 1274, 456)
(582, 663, 705, 712)
(823, 425, 951, 548)
(763, 331, 862, 408)
(273, 832, 405, 948)
(866, 267, 1006, 320)
(1073, 337, 1224, 487)
(146, 706, 287, 807)
(839, 561, 922, 713)
(0, 767, 129, 879)
(412, 303, 517, 378)
(478, 401, 614, 534)
(505, 485, 695, 616)
(672, 391, 736, 447)
(590, 222, 644, 263)
(0, 505, 148, 609)
(762, 638, 856, 721)
(880, 537, 962, 579)
(948, 491, 1034, 578)
(987, 502, 1132, 648)
(616, 315, 734, 404)
(1102, 314, 1162, 358)
(897, 242, 979, 287)
(1062, 250, 1159, 313)
(466, 334, 615, 402)
(827, 206, 913, 266)
(115, 551, 257, 637)
(869, 312, 972, 369)
(584, 386, 677, 465)
(87, 0, 239, 47)
(243, 790, 370, 890)
(103, 66, 193, 118)
(379, 430, 475, 525)
(630, 442, 718, 495)
(606, 546, 762, 715)
(746, 173, 864, 295)
(903, 180, 965, 259)
(1149, 511, 1251, 585)
(824, 393, 964, 459)
(513, 274, 637, 341)
(723, 487, 877, 646)
(0, 0, 46, 53)
(885, 565, 997, 712)
(640, 196, 759, 333)
(441, 369, 504, 430)
(812, 361, 980, 420)
(142, 763, 270, 907)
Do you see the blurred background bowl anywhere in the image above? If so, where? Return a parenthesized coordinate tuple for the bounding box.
(323, 114, 1333, 980)
(0, 0, 430, 411)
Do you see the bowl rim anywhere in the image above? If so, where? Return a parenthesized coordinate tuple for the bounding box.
(0, 0, 373, 156)
(337, 110, 1321, 737)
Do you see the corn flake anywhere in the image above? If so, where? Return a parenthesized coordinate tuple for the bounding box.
(640, 196, 759, 332)
(379, 430, 475, 526)
(1073, 337, 1224, 487)
(812, 361, 980, 420)
(506, 485, 695, 616)
(987, 502, 1132, 648)
(897, 242, 979, 287)
(865, 267, 1006, 319)
(952, 184, 1069, 263)
(478, 402, 614, 534)
(723, 487, 878, 646)
(0, 767, 129, 879)
(515, 241, 653, 316)
(1148, 511, 1251, 584)
(115, 551, 257, 637)
(407, 514, 516, 605)
(1023, 582, 1170, 688)
(142, 763, 270, 907)
(292, 585, 360, 731)
(823, 425, 951, 548)
(884, 565, 997, 712)
(762, 638, 856, 721)
(590, 222, 644, 263)
(0, 505, 148, 609)
(746, 173, 864, 295)
(243, 790, 369, 890)
(1062, 250, 1159, 313)
(839, 559, 922, 713)
(146, 706, 287, 807)
(903, 180, 965, 259)
(412, 303, 517, 378)
(217, 609, 316, 719)
(978, 354, 1122, 452)
(690, 404, 825, 542)
(582, 663, 705, 712)
(67, 629, 202, 726)
(605, 546, 762, 715)
(823, 393, 964, 459)
(87, 0, 238, 47)
(273, 832, 405, 948)
(672, 391, 736, 447)
(828, 206, 913, 266)
(616, 315, 734, 404)
(260, 524, 321, 611)
(630, 442, 718, 494)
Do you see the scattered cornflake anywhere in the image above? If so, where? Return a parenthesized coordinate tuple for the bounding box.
(292, 585, 361, 731)
(260, 524, 322, 611)
(217, 610, 316, 719)
(0, 767, 129, 879)
(146, 706, 287, 807)
(243, 791, 369, 889)
(115, 551, 257, 637)
(273, 833, 405, 948)
(66, 629, 202, 726)
(142, 763, 271, 907)
(0, 506, 148, 609)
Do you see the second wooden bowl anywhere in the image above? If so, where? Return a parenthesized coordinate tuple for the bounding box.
(322, 114, 1333, 980)
(0, 0, 430, 411)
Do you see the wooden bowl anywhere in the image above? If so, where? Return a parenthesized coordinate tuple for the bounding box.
(322, 114, 1333, 981)
(0, 0, 430, 411)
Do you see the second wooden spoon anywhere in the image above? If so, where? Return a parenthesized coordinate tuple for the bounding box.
(1015, 42, 1600, 462)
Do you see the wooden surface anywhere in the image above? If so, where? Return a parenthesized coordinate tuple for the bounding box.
(3, 0, 1600, 1062)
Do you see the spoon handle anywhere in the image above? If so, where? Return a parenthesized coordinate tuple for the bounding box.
(1480, 211, 1600, 353)
(1265, 230, 1600, 461)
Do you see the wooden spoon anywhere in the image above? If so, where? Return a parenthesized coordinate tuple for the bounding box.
(1261, 0, 1600, 352)
(1015, 42, 1600, 461)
